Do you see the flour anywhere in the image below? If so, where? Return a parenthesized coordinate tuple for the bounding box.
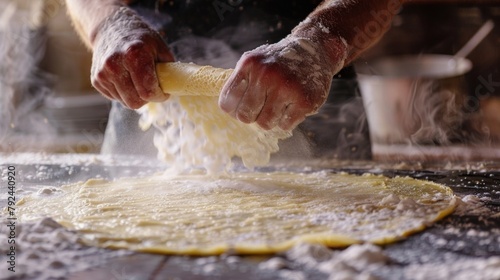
(278, 269, 306, 280)
(454, 194, 493, 216)
(280, 47, 301, 61)
(257, 243, 386, 280)
(258, 257, 287, 270)
(139, 96, 291, 174)
(254, 188, 500, 280)
(3, 153, 498, 279)
(395, 198, 420, 212)
(296, 38, 317, 55)
(0, 217, 131, 280)
(0, 152, 165, 167)
(404, 257, 500, 280)
(264, 35, 345, 91)
(317, 22, 330, 34)
(315, 243, 387, 280)
(258, 242, 500, 280)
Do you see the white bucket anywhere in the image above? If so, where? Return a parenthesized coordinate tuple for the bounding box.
(355, 54, 472, 145)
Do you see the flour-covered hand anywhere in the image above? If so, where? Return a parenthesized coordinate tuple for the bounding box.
(219, 35, 347, 131)
(91, 8, 174, 109)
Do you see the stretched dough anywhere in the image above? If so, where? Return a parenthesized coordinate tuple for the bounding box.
(138, 62, 291, 173)
(156, 62, 233, 97)
(17, 172, 456, 255)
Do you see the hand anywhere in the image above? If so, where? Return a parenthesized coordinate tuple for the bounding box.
(91, 8, 174, 109)
(219, 35, 347, 131)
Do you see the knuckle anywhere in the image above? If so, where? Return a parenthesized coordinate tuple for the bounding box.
(92, 58, 118, 79)
(95, 70, 108, 81)
(124, 41, 149, 61)
(241, 52, 265, 66)
(101, 55, 122, 73)
(124, 41, 144, 56)
(91, 77, 99, 88)
(91, 80, 107, 94)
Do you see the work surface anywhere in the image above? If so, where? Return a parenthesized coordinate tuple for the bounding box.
(1, 153, 499, 280)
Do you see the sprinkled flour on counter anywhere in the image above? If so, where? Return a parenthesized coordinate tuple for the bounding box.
(0, 152, 166, 167)
(253, 193, 500, 280)
(3, 156, 499, 279)
(256, 242, 500, 280)
(404, 257, 500, 280)
(258, 243, 388, 280)
(0, 217, 131, 280)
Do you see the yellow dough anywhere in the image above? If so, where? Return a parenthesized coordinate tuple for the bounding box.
(137, 62, 292, 173)
(16, 172, 456, 255)
(156, 62, 233, 97)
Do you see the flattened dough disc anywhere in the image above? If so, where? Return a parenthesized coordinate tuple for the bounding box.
(17, 172, 456, 255)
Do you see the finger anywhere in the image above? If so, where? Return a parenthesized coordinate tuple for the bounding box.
(114, 70, 147, 109)
(102, 81, 123, 105)
(92, 80, 113, 100)
(254, 89, 287, 130)
(234, 75, 268, 124)
(278, 103, 308, 131)
(96, 78, 121, 102)
(151, 41, 174, 97)
(92, 58, 123, 102)
(128, 58, 169, 103)
(219, 71, 249, 117)
(124, 48, 169, 103)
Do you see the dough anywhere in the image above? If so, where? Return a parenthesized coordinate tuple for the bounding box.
(138, 96, 291, 174)
(17, 172, 456, 255)
(156, 62, 233, 97)
(138, 63, 292, 174)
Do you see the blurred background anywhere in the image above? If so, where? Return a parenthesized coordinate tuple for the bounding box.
(0, 0, 109, 154)
(1, 0, 500, 162)
(355, 0, 500, 161)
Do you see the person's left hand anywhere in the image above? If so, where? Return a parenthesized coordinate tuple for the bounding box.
(219, 35, 347, 131)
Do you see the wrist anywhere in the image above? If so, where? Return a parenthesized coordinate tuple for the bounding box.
(290, 19, 349, 74)
(90, 6, 145, 47)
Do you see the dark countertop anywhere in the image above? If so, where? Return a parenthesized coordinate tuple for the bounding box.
(1, 153, 499, 280)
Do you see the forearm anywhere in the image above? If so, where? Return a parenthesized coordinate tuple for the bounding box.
(65, 0, 125, 48)
(293, 0, 405, 64)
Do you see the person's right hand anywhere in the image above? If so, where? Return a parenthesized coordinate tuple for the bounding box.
(91, 7, 175, 109)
